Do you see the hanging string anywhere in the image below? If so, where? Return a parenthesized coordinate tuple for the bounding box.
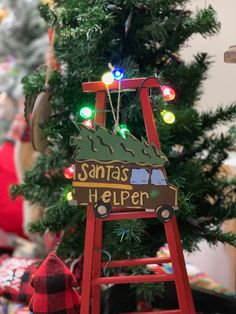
(45, 28, 56, 90)
(105, 85, 117, 127)
(106, 63, 122, 134)
(115, 79, 122, 133)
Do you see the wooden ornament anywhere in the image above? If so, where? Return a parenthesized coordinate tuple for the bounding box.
(224, 45, 236, 63)
(71, 124, 178, 216)
(72, 160, 178, 212)
(31, 91, 51, 153)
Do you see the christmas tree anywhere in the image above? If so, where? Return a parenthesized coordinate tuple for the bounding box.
(12, 0, 236, 300)
(0, 0, 47, 142)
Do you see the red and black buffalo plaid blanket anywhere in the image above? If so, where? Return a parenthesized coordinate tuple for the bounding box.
(29, 252, 81, 314)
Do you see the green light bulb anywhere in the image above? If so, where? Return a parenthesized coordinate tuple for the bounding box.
(118, 124, 130, 138)
(79, 106, 94, 119)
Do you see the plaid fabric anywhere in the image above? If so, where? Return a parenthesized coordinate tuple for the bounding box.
(29, 252, 81, 314)
(0, 256, 39, 304)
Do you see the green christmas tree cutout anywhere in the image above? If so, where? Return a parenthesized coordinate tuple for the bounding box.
(71, 124, 168, 165)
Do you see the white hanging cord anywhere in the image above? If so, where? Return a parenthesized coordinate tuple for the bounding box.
(105, 85, 117, 127)
(106, 63, 123, 134)
(93, 247, 112, 275)
(69, 256, 82, 273)
(101, 249, 112, 275)
(115, 79, 122, 133)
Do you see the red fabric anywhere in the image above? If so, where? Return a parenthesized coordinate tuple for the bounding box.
(0, 229, 15, 249)
(0, 255, 39, 303)
(0, 142, 23, 237)
(0, 254, 83, 306)
(20, 125, 30, 142)
(5, 114, 26, 143)
(29, 252, 81, 314)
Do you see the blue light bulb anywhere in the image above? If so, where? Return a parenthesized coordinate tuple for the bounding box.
(112, 68, 124, 81)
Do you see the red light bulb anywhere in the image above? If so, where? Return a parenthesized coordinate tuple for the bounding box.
(82, 120, 93, 128)
(161, 85, 176, 101)
(64, 165, 74, 180)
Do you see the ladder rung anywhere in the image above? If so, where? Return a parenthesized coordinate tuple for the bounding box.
(121, 310, 181, 314)
(82, 77, 159, 93)
(93, 274, 175, 285)
(104, 211, 157, 221)
(102, 256, 171, 268)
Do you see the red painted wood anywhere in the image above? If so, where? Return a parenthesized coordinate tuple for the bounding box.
(91, 219, 103, 314)
(139, 87, 161, 149)
(82, 77, 160, 93)
(164, 217, 195, 314)
(93, 274, 175, 285)
(80, 77, 195, 314)
(90, 94, 106, 314)
(139, 83, 194, 313)
(104, 210, 157, 221)
(95, 91, 106, 125)
(101, 256, 171, 268)
(80, 205, 96, 313)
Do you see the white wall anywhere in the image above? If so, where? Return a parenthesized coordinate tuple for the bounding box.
(181, 0, 236, 111)
(180, 0, 236, 291)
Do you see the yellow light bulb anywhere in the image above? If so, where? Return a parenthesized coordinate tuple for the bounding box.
(161, 110, 176, 124)
(102, 72, 114, 85)
(67, 192, 73, 201)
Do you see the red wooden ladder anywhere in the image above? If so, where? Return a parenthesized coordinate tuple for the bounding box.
(80, 77, 195, 314)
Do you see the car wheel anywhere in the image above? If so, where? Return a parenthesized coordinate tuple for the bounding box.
(93, 201, 112, 219)
(156, 205, 175, 223)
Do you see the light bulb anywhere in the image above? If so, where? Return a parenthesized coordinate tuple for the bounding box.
(161, 85, 176, 101)
(102, 72, 114, 85)
(118, 124, 131, 138)
(64, 165, 74, 180)
(79, 106, 94, 119)
(82, 120, 93, 128)
(112, 68, 124, 81)
(67, 192, 73, 201)
(161, 110, 176, 124)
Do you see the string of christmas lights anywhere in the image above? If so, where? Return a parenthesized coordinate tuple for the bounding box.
(79, 68, 176, 132)
(65, 69, 177, 198)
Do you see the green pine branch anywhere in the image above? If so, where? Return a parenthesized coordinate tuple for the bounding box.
(201, 103, 236, 130)
(15, 0, 236, 303)
(71, 124, 168, 165)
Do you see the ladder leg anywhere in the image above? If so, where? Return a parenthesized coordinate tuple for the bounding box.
(139, 87, 161, 149)
(91, 219, 103, 314)
(80, 205, 96, 314)
(164, 217, 195, 314)
(95, 91, 106, 125)
(139, 85, 195, 313)
(90, 81, 106, 314)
